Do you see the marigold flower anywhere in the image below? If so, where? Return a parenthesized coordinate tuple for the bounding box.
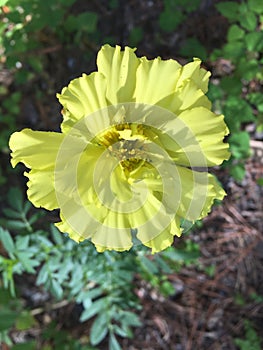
(9, 45, 230, 253)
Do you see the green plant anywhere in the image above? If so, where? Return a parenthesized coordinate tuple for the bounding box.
(0, 0, 98, 83)
(0, 287, 36, 348)
(42, 322, 99, 350)
(0, 186, 200, 349)
(159, 0, 201, 32)
(0, 91, 21, 151)
(234, 320, 262, 350)
(209, 0, 263, 180)
(158, 0, 206, 59)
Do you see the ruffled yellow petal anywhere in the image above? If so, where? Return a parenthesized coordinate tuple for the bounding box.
(91, 217, 132, 251)
(134, 56, 181, 104)
(97, 44, 140, 104)
(55, 213, 87, 243)
(156, 107, 230, 167)
(25, 169, 58, 210)
(143, 216, 182, 254)
(157, 79, 211, 114)
(199, 173, 226, 218)
(175, 166, 226, 221)
(94, 243, 131, 253)
(176, 58, 211, 93)
(9, 129, 64, 169)
(177, 107, 230, 166)
(9, 129, 63, 210)
(57, 72, 108, 132)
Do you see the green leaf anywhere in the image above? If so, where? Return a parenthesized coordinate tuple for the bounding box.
(11, 342, 37, 350)
(162, 247, 199, 262)
(238, 2, 249, 16)
(248, 92, 263, 112)
(16, 252, 39, 273)
(0, 0, 8, 6)
(241, 11, 257, 31)
(50, 279, 63, 299)
(0, 308, 17, 331)
(36, 265, 49, 285)
(138, 255, 158, 274)
(222, 41, 245, 60)
(154, 255, 172, 274)
(0, 227, 15, 254)
(159, 7, 184, 32)
(90, 313, 108, 345)
(65, 12, 98, 33)
(129, 26, 143, 46)
(24, 201, 32, 215)
(234, 320, 262, 350)
(0, 288, 13, 305)
(7, 187, 23, 212)
(205, 264, 216, 278)
(109, 333, 122, 350)
(157, 279, 174, 297)
(223, 97, 255, 132)
(50, 224, 63, 245)
(5, 220, 28, 231)
(207, 83, 224, 101)
(230, 163, 246, 181)
(120, 311, 141, 327)
(114, 325, 130, 338)
(227, 24, 245, 41)
(109, 0, 118, 9)
(2, 208, 22, 220)
(85, 287, 103, 300)
(15, 311, 35, 330)
(27, 56, 43, 73)
(28, 213, 41, 225)
(229, 131, 250, 159)
(216, 2, 239, 21)
(15, 235, 30, 250)
(80, 298, 106, 322)
(237, 58, 259, 80)
(76, 12, 98, 33)
(179, 37, 207, 60)
(220, 76, 242, 95)
(245, 32, 263, 52)
(248, 0, 263, 14)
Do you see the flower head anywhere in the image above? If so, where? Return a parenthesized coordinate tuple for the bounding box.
(9, 45, 230, 253)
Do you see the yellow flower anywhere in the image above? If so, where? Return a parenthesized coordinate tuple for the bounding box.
(9, 45, 230, 253)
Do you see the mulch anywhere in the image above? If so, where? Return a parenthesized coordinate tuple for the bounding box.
(120, 145, 263, 350)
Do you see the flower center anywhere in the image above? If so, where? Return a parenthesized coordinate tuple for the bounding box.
(96, 123, 149, 173)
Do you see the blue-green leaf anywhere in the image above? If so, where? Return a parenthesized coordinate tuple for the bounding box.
(15, 235, 30, 250)
(109, 333, 122, 350)
(90, 313, 108, 345)
(16, 252, 39, 273)
(50, 224, 63, 245)
(50, 279, 63, 299)
(7, 187, 23, 212)
(0, 227, 15, 254)
(80, 298, 106, 322)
